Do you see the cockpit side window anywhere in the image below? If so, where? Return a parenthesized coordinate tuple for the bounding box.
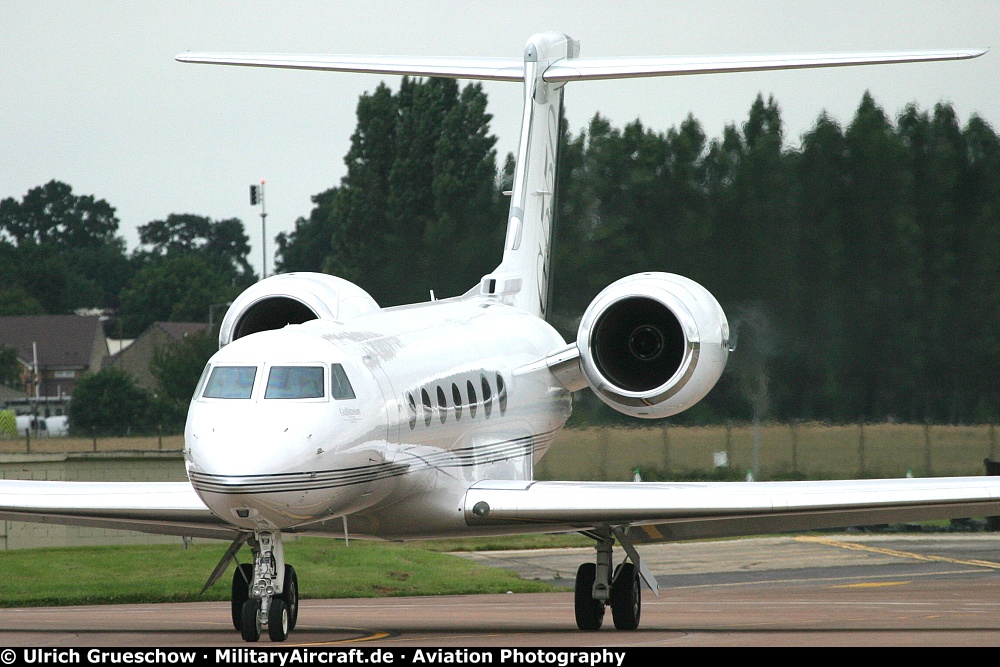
(330, 363, 357, 400)
(193, 364, 213, 401)
(203, 366, 257, 399)
(265, 366, 325, 399)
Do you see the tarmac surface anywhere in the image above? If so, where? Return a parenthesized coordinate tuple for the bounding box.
(2, 533, 1000, 647)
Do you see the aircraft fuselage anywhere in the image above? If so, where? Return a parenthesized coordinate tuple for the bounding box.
(185, 294, 572, 538)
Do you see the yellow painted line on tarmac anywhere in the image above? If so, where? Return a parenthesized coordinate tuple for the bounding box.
(831, 581, 910, 589)
(795, 535, 1000, 570)
(290, 631, 391, 646)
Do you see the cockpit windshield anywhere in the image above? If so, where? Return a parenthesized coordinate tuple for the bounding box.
(265, 366, 325, 399)
(203, 366, 257, 399)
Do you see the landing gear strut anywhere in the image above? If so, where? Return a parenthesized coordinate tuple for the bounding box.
(232, 531, 299, 642)
(573, 525, 652, 631)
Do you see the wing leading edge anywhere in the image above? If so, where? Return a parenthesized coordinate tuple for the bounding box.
(0, 480, 236, 540)
(463, 477, 1000, 543)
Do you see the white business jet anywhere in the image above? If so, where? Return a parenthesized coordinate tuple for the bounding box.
(1, 33, 996, 642)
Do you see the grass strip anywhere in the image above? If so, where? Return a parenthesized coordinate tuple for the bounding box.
(0, 537, 559, 608)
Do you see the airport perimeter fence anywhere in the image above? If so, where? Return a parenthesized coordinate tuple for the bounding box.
(0, 431, 184, 455)
(536, 422, 1000, 482)
(1, 422, 998, 481)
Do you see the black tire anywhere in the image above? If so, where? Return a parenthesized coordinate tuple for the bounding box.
(610, 562, 641, 631)
(281, 565, 299, 631)
(574, 563, 605, 631)
(241, 599, 261, 642)
(231, 563, 253, 632)
(268, 598, 290, 642)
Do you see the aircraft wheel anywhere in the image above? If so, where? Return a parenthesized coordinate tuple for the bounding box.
(574, 563, 605, 631)
(240, 599, 261, 642)
(268, 598, 290, 642)
(231, 563, 253, 631)
(610, 562, 641, 630)
(281, 565, 299, 631)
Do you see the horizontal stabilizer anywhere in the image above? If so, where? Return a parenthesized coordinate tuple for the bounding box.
(176, 53, 524, 81)
(177, 49, 986, 83)
(542, 49, 988, 81)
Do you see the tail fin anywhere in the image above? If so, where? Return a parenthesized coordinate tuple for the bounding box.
(479, 33, 577, 318)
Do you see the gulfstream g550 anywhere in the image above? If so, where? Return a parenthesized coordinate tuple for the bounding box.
(1, 33, 995, 642)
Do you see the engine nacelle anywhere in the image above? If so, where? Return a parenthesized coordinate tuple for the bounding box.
(218, 272, 380, 347)
(577, 272, 729, 418)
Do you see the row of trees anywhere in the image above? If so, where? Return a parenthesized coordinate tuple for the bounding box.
(0, 183, 257, 337)
(278, 83, 1000, 425)
(6, 79, 1000, 428)
(549, 94, 1000, 425)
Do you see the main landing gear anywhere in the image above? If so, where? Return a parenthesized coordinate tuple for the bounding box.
(231, 531, 299, 642)
(573, 525, 652, 631)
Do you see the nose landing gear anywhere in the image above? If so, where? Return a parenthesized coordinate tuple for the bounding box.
(230, 531, 299, 642)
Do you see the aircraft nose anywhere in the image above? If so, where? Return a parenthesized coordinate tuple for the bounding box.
(183, 349, 389, 529)
(187, 403, 323, 475)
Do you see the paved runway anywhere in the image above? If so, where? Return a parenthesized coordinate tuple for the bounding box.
(2, 534, 999, 647)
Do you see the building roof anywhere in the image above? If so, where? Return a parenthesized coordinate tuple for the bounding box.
(0, 385, 27, 404)
(102, 321, 210, 390)
(156, 321, 210, 342)
(104, 322, 209, 365)
(0, 315, 107, 370)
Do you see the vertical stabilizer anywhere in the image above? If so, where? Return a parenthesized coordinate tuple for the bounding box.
(480, 32, 578, 318)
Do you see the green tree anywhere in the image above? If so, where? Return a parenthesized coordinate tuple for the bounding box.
(0, 241, 79, 313)
(150, 328, 217, 431)
(958, 115, 1000, 421)
(422, 82, 505, 299)
(134, 213, 256, 284)
(69, 368, 158, 437)
(280, 79, 505, 306)
(0, 346, 21, 390)
(0, 180, 121, 249)
(274, 188, 338, 274)
(323, 82, 399, 303)
(0, 286, 45, 316)
(0, 182, 131, 312)
(837, 92, 920, 420)
(792, 112, 849, 418)
(120, 255, 238, 337)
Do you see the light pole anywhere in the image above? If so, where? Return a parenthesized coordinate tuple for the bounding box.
(250, 179, 267, 279)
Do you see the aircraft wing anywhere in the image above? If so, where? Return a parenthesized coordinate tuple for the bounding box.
(0, 480, 237, 540)
(176, 49, 986, 82)
(463, 477, 1000, 543)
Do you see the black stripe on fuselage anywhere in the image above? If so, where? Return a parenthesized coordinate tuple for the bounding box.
(189, 429, 560, 495)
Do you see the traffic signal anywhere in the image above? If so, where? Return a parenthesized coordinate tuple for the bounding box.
(250, 185, 259, 206)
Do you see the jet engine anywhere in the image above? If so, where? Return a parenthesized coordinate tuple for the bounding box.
(218, 273, 380, 347)
(575, 272, 729, 418)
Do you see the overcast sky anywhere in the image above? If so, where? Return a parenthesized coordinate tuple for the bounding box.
(3, 1, 999, 277)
